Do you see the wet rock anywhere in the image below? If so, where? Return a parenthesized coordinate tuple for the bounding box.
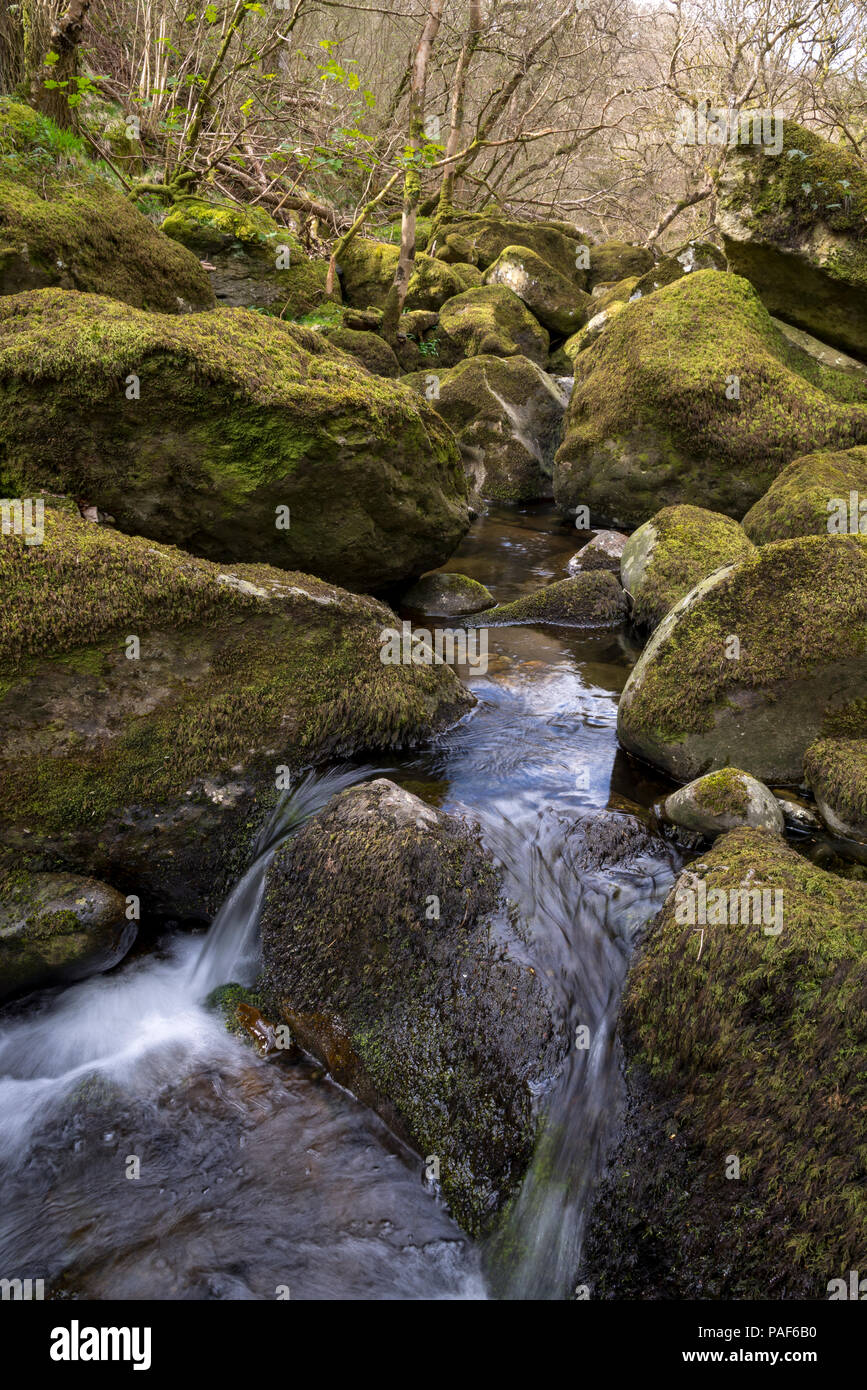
(742, 445, 867, 544)
(0, 101, 213, 312)
(437, 284, 550, 365)
(403, 571, 495, 616)
(402, 355, 567, 501)
(567, 529, 628, 575)
(718, 120, 867, 360)
(804, 701, 867, 844)
(463, 570, 627, 627)
(581, 829, 867, 1299)
(621, 505, 755, 631)
(0, 868, 134, 999)
(554, 271, 867, 528)
(483, 244, 593, 336)
(663, 768, 784, 836)
(0, 288, 469, 593)
(0, 506, 474, 919)
(774, 793, 823, 836)
(258, 778, 564, 1235)
(617, 534, 867, 784)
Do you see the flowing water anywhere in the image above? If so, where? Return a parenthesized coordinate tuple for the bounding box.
(0, 503, 684, 1301)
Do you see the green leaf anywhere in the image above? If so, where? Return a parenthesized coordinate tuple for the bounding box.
(44, 51, 60, 66)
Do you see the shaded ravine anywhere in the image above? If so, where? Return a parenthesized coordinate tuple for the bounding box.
(0, 504, 682, 1300)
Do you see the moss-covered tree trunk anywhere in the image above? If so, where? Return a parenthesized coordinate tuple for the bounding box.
(380, 0, 446, 342)
(29, 0, 92, 129)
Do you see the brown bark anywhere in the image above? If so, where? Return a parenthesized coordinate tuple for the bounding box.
(31, 0, 93, 129)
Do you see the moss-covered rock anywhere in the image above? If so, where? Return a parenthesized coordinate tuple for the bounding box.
(718, 120, 867, 359)
(402, 571, 494, 616)
(0, 288, 469, 592)
(0, 100, 213, 312)
(567, 529, 627, 574)
(772, 319, 867, 380)
(436, 285, 549, 365)
(559, 277, 639, 362)
(320, 323, 401, 376)
(336, 237, 471, 312)
(428, 211, 588, 285)
(581, 829, 867, 1298)
(258, 778, 564, 1235)
(617, 533, 867, 784)
(463, 570, 627, 627)
(587, 239, 654, 289)
(161, 197, 336, 319)
(742, 446, 867, 544)
(0, 507, 474, 918)
(554, 271, 867, 527)
(804, 701, 867, 844)
(482, 244, 593, 336)
(663, 767, 784, 835)
(402, 354, 566, 501)
(0, 866, 135, 999)
(621, 504, 756, 631)
(630, 239, 726, 296)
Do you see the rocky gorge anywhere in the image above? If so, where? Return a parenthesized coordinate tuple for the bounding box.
(0, 93, 865, 1304)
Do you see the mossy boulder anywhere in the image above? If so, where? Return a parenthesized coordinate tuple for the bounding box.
(402, 355, 567, 501)
(554, 271, 867, 528)
(258, 778, 563, 1235)
(772, 318, 867, 380)
(581, 829, 867, 1298)
(161, 198, 336, 319)
(0, 507, 474, 919)
(742, 446, 867, 544)
(621, 504, 756, 631)
(428, 211, 588, 285)
(336, 237, 471, 312)
(718, 120, 867, 360)
(804, 701, 867, 844)
(437, 285, 549, 365)
(483, 244, 593, 336)
(0, 101, 213, 312)
(320, 323, 401, 377)
(630, 239, 726, 297)
(560, 277, 639, 361)
(617, 534, 867, 784)
(567, 529, 627, 574)
(0, 288, 469, 592)
(663, 767, 784, 835)
(462, 570, 627, 627)
(403, 571, 494, 617)
(0, 867, 135, 999)
(587, 239, 654, 289)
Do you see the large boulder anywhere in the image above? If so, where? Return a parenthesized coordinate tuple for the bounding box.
(161, 198, 336, 319)
(336, 237, 472, 312)
(436, 285, 549, 365)
(567, 529, 627, 574)
(630, 239, 726, 297)
(483, 244, 593, 335)
(402, 355, 567, 501)
(428, 212, 588, 285)
(554, 271, 867, 528)
(403, 571, 494, 616)
(663, 767, 784, 835)
(320, 323, 401, 377)
(617, 534, 867, 784)
(587, 239, 654, 289)
(258, 778, 564, 1235)
(742, 446, 867, 544)
(581, 829, 867, 1299)
(621, 504, 755, 631)
(0, 100, 213, 312)
(0, 288, 469, 592)
(804, 701, 867, 844)
(556, 277, 639, 364)
(0, 867, 135, 999)
(463, 570, 627, 627)
(0, 506, 474, 920)
(718, 121, 867, 360)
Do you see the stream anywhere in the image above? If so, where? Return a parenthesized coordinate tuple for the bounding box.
(0, 503, 685, 1301)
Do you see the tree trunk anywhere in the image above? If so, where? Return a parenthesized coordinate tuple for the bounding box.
(380, 0, 446, 341)
(30, 0, 93, 129)
(436, 0, 483, 219)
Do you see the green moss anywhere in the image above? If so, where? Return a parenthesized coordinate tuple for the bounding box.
(429, 213, 586, 284)
(692, 767, 751, 816)
(438, 284, 549, 365)
(463, 570, 626, 627)
(623, 828, 867, 1280)
(623, 504, 756, 630)
(555, 271, 867, 525)
(483, 244, 593, 336)
(320, 324, 400, 376)
(743, 445, 867, 544)
(588, 239, 654, 288)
